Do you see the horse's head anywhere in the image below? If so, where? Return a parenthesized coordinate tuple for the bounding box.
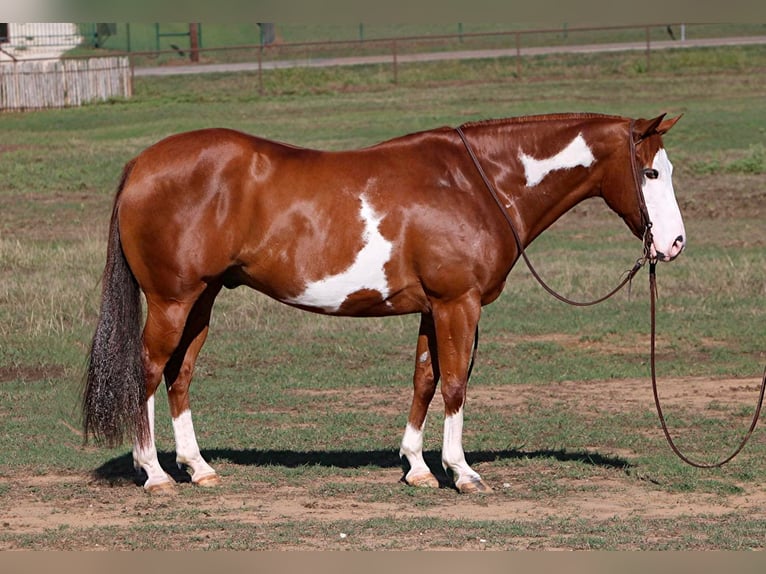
(605, 114, 686, 262)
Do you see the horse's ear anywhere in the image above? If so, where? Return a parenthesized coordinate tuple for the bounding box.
(656, 114, 682, 135)
(632, 114, 666, 142)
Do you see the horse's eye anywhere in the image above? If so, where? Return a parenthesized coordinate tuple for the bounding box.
(644, 168, 659, 180)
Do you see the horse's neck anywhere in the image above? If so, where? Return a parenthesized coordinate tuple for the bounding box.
(466, 118, 617, 246)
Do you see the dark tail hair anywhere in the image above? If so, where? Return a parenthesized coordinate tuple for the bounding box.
(83, 159, 149, 447)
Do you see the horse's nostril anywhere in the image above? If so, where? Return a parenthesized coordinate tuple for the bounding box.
(674, 235, 684, 245)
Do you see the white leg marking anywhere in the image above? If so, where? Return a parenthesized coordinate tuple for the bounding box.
(418, 351, 429, 363)
(172, 409, 217, 483)
(285, 195, 393, 312)
(642, 149, 686, 261)
(520, 133, 595, 187)
(400, 421, 433, 482)
(132, 394, 172, 490)
(442, 407, 482, 487)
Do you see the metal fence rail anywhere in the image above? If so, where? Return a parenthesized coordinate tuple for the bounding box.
(0, 56, 131, 110)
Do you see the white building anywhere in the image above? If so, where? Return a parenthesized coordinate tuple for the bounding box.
(0, 23, 83, 61)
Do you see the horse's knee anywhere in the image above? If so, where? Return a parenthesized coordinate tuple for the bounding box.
(440, 381, 465, 415)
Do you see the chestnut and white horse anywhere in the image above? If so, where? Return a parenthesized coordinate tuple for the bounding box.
(83, 113, 685, 493)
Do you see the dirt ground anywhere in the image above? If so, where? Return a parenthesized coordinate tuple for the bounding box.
(2, 374, 765, 550)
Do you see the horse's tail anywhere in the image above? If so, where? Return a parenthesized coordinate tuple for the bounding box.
(83, 159, 149, 448)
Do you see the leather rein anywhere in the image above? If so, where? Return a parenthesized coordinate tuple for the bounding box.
(455, 122, 765, 469)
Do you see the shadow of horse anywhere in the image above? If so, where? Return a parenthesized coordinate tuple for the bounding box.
(93, 447, 631, 489)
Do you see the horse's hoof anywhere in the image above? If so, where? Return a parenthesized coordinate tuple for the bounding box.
(406, 472, 440, 488)
(145, 480, 177, 495)
(456, 478, 492, 494)
(194, 473, 221, 488)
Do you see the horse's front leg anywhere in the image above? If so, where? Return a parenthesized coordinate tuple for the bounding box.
(433, 293, 491, 493)
(400, 313, 440, 488)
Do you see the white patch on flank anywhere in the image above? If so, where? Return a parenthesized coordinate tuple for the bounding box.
(642, 148, 686, 261)
(172, 409, 216, 482)
(442, 407, 482, 485)
(519, 133, 595, 187)
(286, 195, 393, 312)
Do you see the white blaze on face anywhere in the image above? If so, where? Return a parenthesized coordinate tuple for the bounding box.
(520, 133, 595, 187)
(286, 195, 393, 312)
(643, 148, 686, 261)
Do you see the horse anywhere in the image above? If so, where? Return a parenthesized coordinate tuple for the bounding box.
(83, 112, 685, 493)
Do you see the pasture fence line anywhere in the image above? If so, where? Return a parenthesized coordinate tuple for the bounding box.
(120, 23, 766, 94)
(0, 56, 132, 111)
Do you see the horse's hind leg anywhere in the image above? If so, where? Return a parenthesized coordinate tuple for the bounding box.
(163, 284, 222, 487)
(132, 285, 217, 491)
(133, 295, 201, 492)
(400, 313, 441, 488)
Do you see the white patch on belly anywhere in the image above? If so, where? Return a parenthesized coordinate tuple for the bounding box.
(519, 133, 595, 187)
(286, 195, 392, 312)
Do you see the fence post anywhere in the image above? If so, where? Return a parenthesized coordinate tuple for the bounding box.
(189, 23, 200, 63)
(515, 32, 522, 78)
(258, 44, 264, 95)
(392, 40, 398, 85)
(645, 26, 651, 73)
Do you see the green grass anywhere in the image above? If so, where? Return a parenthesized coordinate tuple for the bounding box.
(0, 44, 765, 550)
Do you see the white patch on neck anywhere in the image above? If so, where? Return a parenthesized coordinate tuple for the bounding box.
(286, 195, 392, 312)
(519, 133, 595, 187)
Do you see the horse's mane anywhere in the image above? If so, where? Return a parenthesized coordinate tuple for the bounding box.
(459, 112, 625, 130)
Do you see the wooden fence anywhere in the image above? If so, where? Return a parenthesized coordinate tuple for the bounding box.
(0, 57, 132, 111)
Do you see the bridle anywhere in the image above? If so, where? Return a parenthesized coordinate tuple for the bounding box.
(456, 121, 765, 469)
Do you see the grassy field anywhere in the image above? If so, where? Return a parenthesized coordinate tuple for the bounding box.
(0, 44, 765, 549)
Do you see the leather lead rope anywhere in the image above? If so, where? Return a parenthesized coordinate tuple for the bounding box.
(649, 262, 766, 468)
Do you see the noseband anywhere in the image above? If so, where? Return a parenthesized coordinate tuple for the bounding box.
(456, 122, 765, 469)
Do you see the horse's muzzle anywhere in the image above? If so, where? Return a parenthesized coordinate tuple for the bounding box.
(653, 234, 685, 262)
